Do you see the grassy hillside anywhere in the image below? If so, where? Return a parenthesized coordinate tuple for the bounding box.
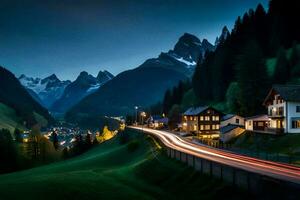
(0, 129, 249, 200)
(232, 131, 300, 165)
(0, 103, 26, 133)
(233, 132, 300, 154)
(0, 103, 49, 135)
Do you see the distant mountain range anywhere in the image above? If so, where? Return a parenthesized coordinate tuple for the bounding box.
(65, 32, 216, 125)
(19, 70, 114, 113)
(51, 70, 114, 113)
(19, 74, 71, 108)
(1, 28, 227, 128)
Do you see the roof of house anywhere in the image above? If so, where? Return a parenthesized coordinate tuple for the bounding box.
(220, 124, 243, 134)
(156, 118, 169, 124)
(263, 85, 300, 105)
(183, 106, 209, 116)
(245, 114, 269, 121)
(147, 115, 168, 124)
(221, 114, 236, 121)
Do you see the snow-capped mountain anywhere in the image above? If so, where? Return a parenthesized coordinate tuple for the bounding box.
(50, 70, 114, 113)
(19, 74, 71, 108)
(140, 33, 215, 76)
(215, 26, 230, 46)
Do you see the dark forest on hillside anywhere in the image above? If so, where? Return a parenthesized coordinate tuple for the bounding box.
(160, 0, 300, 119)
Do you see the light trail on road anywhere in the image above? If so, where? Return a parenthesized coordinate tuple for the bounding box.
(130, 126, 300, 184)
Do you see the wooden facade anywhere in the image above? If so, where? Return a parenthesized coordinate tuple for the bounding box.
(182, 106, 222, 138)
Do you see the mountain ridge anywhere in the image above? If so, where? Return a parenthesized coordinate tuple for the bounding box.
(65, 33, 215, 126)
(50, 70, 114, 113)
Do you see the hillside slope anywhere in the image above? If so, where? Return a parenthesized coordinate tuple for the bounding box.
(0, 103, 26, 132)
(0, 67, 53, 128)
(66, 66, 187, 123)
(0, 129, 250, 200)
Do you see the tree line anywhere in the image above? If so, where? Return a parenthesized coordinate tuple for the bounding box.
(158, 0, 300, 118)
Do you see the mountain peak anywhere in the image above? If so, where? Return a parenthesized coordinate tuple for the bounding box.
(46, 74, 59, 81)
(177, 33, 201, 46)
(79, 71, 89, 77)
(75, 71, 97, 85)
(97, 70, 114, 83)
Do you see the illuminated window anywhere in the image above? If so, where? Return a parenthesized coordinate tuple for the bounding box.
(212, 124, 216, 130)
(216, 124, 219, 130)
(194, 116, 197, 121)
(200, 116, 204, 121)
(189, 116, 193, 120)
(200, 125, 204, 130)
(205, 125, 210, 130)
(193, 124, 197, 131)
(258, 122, 264, 127)
(212, 116, 219, 121)
(292, 120, 300, 128)
(205, 116, 210, 121)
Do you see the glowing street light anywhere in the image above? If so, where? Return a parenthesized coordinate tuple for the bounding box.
(140, 111, 146, 132)
(134, 106, 138, 125)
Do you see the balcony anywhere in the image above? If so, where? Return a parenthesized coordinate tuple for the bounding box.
(268, 108, 284, 118)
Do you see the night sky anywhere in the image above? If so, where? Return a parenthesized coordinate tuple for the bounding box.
(0, 0, 267, 81)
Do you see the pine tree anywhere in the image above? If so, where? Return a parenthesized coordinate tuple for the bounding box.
(273, 47, 289, 84)
(236, 41, 269, 116)
(162, 89, 172, 114)
(192, 51, 213, 104)
(290, 43, 299, 68)
(225, 82, 241, 114)
(14, 128, 22, 143)
(51, 131, 59, 150)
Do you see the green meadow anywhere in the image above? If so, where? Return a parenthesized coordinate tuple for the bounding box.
(0, 130, 250, 200)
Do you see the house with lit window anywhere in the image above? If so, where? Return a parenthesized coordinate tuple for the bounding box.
(182, 106, 223, 138)
(147, 115, 168, 129)
(221, 114, 245, 127)
(263, 85, 300, 134)
(219, 114, 245, 143)
(245, 115, 270, 132)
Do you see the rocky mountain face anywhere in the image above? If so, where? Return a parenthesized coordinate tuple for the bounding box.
(65, 33, 215, 125)
(140, 33, 215, 76)
(19, 74, 71, 108)
(50, 70, 114, 113)
(97, 70, 114, 83)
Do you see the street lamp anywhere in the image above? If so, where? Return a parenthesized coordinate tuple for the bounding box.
(140, 111, 146, 132)
(134, 106, 138, 126)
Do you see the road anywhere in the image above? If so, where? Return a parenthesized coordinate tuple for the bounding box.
(130, 126, 300, 184)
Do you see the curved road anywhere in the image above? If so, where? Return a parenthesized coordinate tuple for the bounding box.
(130, 126, 300, 185)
